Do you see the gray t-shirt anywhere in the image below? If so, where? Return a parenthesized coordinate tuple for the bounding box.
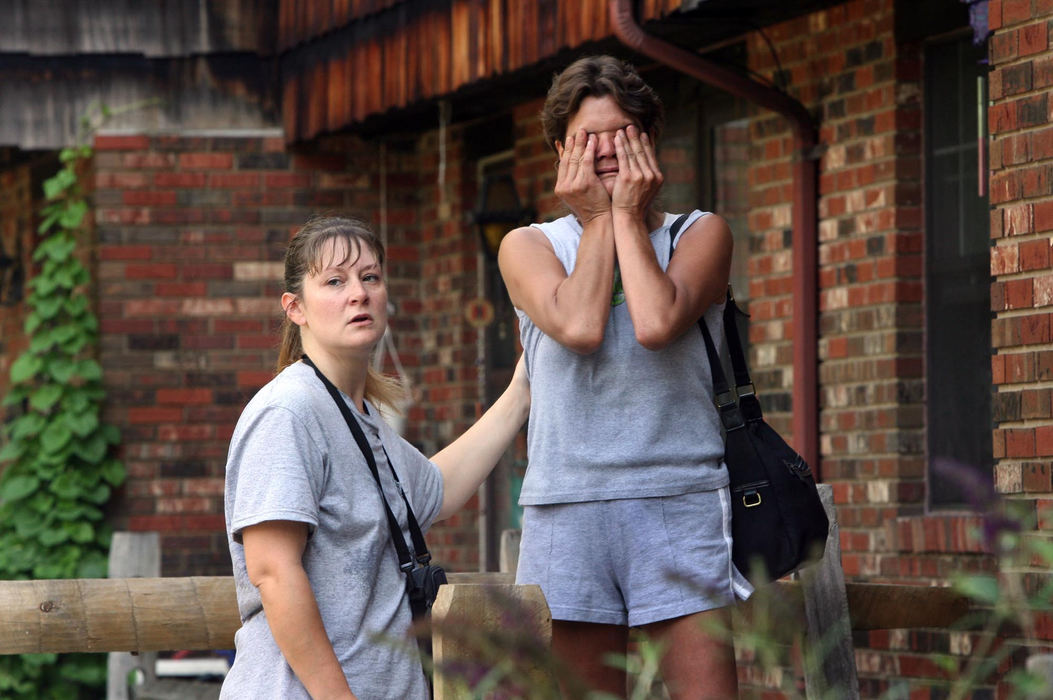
(221, 360, 443, 700)
(516, 211, 729, 505)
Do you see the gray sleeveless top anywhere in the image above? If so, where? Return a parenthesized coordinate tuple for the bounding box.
(516, 211, 729, 505)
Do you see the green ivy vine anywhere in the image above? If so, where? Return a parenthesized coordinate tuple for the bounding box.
(0, 137, 126, 697)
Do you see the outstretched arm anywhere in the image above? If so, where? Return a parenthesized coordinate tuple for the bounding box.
(242, 521, 357, 700)
(432, 355, 530, 520)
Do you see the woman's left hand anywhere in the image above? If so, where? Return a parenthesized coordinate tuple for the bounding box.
(611, 126, 663, 220)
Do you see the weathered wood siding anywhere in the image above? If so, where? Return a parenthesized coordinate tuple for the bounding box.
(0, 0, 275, 56)
(278, 0, 685, 141)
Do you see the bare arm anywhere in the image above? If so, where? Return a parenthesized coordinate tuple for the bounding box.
(616, 211, 732, 350)
(432, 355, 530, 520)
(610, 126, 733, 350)
(497, 130, 615, 354)
(242, 521, 357, 700)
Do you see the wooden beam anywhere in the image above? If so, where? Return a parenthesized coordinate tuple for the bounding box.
(0, 574, 973, 655)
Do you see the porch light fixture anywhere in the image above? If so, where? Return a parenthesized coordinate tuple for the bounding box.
(472, 173, 533, 259)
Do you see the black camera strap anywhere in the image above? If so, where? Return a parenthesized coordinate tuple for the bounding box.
(301, 355, 432, 573)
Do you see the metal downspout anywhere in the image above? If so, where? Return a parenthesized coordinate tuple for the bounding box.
(610, 0, 820, 475)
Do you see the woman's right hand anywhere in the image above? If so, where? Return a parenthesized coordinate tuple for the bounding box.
(554, 129, 611, 224)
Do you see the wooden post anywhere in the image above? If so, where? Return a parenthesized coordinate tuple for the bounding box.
(799, 483, 860, 699)
(499, 528, 521, 574)
(431, 582, 553, 699)
(107, 532, 160, 700)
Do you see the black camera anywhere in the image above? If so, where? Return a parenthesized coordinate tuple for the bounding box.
(405, 563, 447, 620)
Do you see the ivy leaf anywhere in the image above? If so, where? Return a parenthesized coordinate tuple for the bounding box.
(12, 508, 45, 538)
(43, 168, 76, 199)
(67, 521, 94, 543)
(77, 551, 108, 579)
(58, 200, 87, 229)
(100, 459, 125, 486)
(0, 475, 41, 502)
(23, 311, 42, 334)
(101, 424, 121, 445)
(37, 210, 61, 235)
(40, 421, 73, 454)
(10, 413, 46, 440)
(84, 483, 111, 505)
(35, 296, 64, 321)
(28, 275, 57, 295)
(48, 358, 75, 383)
(64, 410, 98, 437)
(37, 527, 69, 547)
(953, 574, 1001, 605)
(74, 435, 108, 464)
(0, 441, 24, 462)
(50, 324, 78, 345)
(28, 385, 63, 412)
(10, 355, 43, 383)
(49, 472, 80, 499)
(76, 359, 103, 381)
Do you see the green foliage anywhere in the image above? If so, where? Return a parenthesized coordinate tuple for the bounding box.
(0, 136, 125, 697)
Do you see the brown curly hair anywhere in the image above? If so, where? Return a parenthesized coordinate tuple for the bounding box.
(540, 55, 664, 154)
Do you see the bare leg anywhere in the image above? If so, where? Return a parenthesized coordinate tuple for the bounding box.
(640, 608, 737, 700)
(551, 619, 629, 698)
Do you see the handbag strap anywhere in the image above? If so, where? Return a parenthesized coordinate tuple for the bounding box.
(667, 214, 757, 431)
(301, 354, 432, 571)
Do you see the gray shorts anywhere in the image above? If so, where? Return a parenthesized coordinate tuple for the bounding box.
(515, 487, 753, 627)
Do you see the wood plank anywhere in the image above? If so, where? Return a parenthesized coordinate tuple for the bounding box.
(800, 483, 859, 699)
(0, 575, 974, 656)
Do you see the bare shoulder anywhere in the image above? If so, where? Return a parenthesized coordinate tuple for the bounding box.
(498, 225, 554, 266)
(677, 212, 733, 252)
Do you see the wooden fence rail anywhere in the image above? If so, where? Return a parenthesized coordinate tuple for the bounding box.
(0, 574, 969, 656)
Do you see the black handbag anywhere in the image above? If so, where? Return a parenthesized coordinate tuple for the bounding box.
(669, 215, 829, 584)
(302, 355, 447, 620)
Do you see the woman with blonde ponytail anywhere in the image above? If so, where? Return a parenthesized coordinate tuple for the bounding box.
(222, 216, 530, 700)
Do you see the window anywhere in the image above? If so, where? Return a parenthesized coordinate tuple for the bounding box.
(924, 33, 992, 506)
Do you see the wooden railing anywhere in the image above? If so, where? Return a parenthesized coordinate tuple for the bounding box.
(0, 486, 975, 699)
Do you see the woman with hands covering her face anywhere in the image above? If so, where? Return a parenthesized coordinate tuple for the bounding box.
(498, 56, 751, 699)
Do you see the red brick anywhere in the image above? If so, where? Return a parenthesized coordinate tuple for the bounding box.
(1006, 428, 1037, 458)
(155, 282, 207, 297)
(156, 389, 213, 405)
(154, 172, 208, 188)
(1005, 278, 1033, 308)
(1037, 426, 1053, 456)
(237, 371, 273, 388)
(210, 172, 261, 188)
(264, 172, 312, 188)
(100, 245, 153, 261)
(127, 407, 184, 423)
(1019, 238, 1051, 270)
(125, 263, 178, 279)
(183, 514, 225, 531)
(179, 153, 234, 169)
(1002, 0, 1031, 24)
(127, 515, 182, 532)
(123, 190, 177, 206)
(94, 134, 150, 150)
(1020, 22, 1049, 56)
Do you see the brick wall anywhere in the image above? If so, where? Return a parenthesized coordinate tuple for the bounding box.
(743, 0, 1001, 695)
(91, 126, 507, 574)
(987, 0, 1053, 679)
(93, 129, 398, 575)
